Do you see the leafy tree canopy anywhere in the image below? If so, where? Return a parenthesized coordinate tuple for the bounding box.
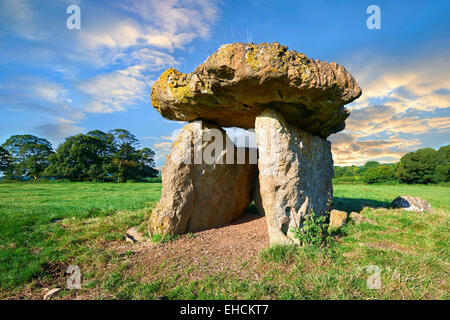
(44, 134, 109, 181)
(396, 148, 444, 184)
(1, 134, 53, 178)
(0, 146, 13, 174)
(43, 129, 158, 182)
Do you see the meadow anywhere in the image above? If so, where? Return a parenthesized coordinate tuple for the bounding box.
(0, 182, 448, 299)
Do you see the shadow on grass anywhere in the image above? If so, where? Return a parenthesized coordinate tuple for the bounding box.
(332, 197, 388, 213)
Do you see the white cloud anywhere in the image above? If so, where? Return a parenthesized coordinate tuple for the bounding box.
(118, 0, 220, 49)
(347, 52, 450, 112)
(72, 0, 220, 114)
(344, 105, 450, 137)
(152, 141, 172, 166)
(330, 132, 422, 166)
(0, 76, 70, 105)
(0, 0, 221, 115)
(78, 66, 149, 113)
(34, 118, 84, 143)
(0, 0, 40, 40)
(330, 49, 450, 165)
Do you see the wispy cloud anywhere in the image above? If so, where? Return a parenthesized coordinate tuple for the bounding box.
(0, 0, 41, 40)
(330, 49, 450, 165)
(330, 133, 422, 166)
(0, 76, 70, 106)
(0, 0, 220, 118)
(344, 105, 450, 137)
(347, 52, 450, 112)
(152, 141, 172, 167)
(34, 119, 84, 144)
(78, 67, 148, 113)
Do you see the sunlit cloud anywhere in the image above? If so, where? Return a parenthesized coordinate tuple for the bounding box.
(331, 49, 450, 165)
(344, 105, 450, 137)
(329, 133, 422, 166)
(347, 52, 450, 113)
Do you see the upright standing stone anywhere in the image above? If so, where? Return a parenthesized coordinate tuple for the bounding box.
(256, 109, 333, 244)
(149, 121, 257, 236)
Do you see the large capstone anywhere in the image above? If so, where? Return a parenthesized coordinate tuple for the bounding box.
(151, 42, 361, 137)
(255, 109, 334, 244)
(149, 121, 257, 236)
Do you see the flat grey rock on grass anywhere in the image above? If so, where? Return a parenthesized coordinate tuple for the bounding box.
(391, 196, 433, 213)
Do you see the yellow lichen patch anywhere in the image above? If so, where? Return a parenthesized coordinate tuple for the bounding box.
(149, 209, 173, 236)
(156, 68, 195, 103)
(245, 45, 261, 72)
(170, 83, 193, 102)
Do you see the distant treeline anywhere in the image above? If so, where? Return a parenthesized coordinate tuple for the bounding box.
(1, 130, 448, 185)
(0, 129, 158, 182)
(334, 144, 449, 184)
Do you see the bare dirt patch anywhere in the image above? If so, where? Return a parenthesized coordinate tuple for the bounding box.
(113, 213, 270, 282)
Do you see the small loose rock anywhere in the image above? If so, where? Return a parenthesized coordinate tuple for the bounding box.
(44, 288, 61, 300)
(329, 209, 348, 232)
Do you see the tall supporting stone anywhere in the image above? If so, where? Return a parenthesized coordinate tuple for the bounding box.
(255, 109, 333, 244)
(149, 121, 257, 236)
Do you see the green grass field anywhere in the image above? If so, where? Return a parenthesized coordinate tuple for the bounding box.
(0, 182, 448, 299)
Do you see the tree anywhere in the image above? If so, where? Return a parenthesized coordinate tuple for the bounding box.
(86, 130, 116, 158)
(357, 161, 380, 175)
(45, 134, 108, 181)
(108, 129, 139, 151)
(108, 129, 140, 182)
(2, 129, 158, 182)
(363, 164, 395, 184)
(438, 145, 450, 160)
(0, 146, 13, 175)
(396, 148, 441, 184)
(1, 135, 53, 179)
(137, 147, 158, 178)
(435, 145, 450, 182)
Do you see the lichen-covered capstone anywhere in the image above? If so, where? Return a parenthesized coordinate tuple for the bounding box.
(151, 42, 361, 137)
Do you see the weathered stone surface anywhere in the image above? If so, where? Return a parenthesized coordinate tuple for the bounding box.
(391, 196, 433, 213)
(255, 109, 333, 244)
(349, 212, 377, 225)
(329, 209, 348, 232)
(151, 42, 361, 137)
(149, 122, 257, 236)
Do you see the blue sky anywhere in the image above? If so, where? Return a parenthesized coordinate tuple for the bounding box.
(0, 0, 449, 167)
